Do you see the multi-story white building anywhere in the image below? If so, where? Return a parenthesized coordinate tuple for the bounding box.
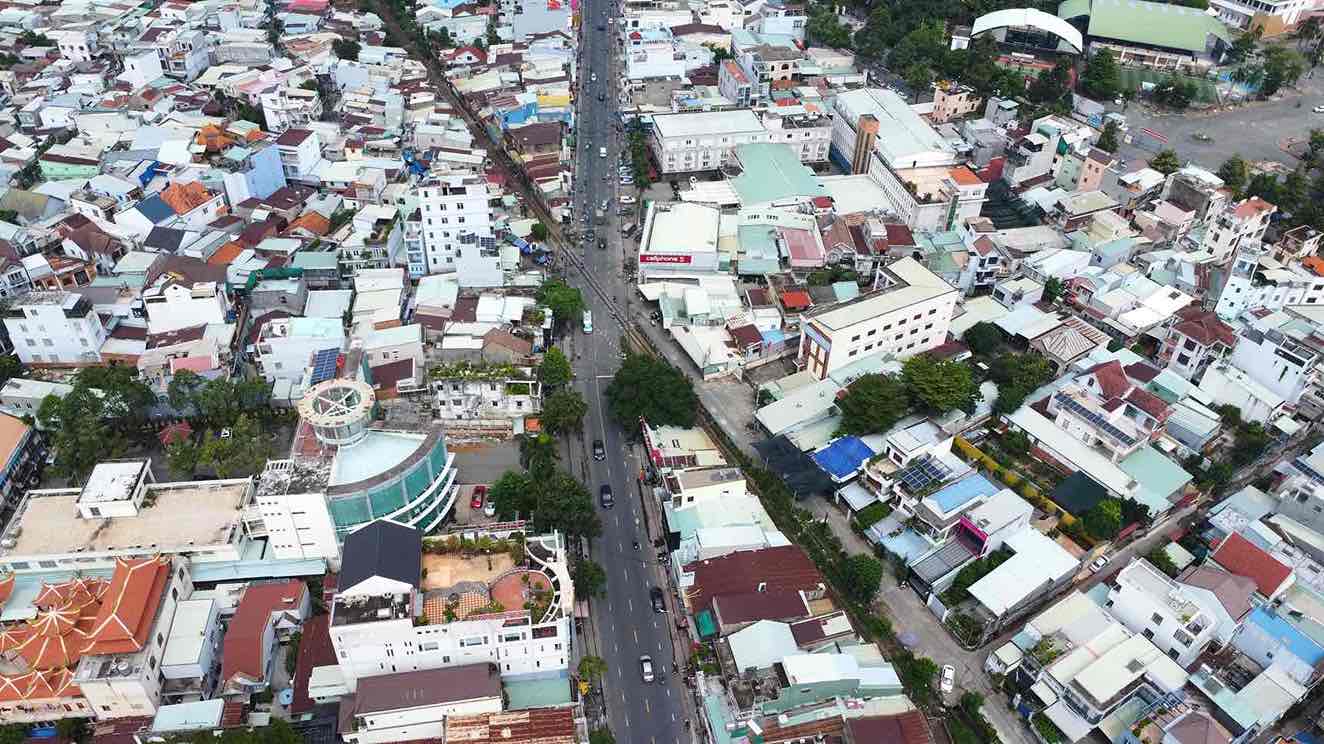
(1227, 320, 1320, 406)
(275, 128, 323, 181)
(53, 29, 100, 63)
(1209, 0, 1311, 30)
(259, 85, 324, 134)
(0, 460, 339, 577)
(328, 520, 574, 691)
(1214, 245, 1324, 320)
(142, 280, 231, 335)
(254, 316, 345, 383)
(409, 175, 495, 278)
(1200, 196, 1276, 262)
(432, 365, 542, 422)
(1156, 306, 1236, 382)
(745, 0, 806, 41)
(1105, 559, 1217, 667)
(2, 291, 106, 366)
(648, 109, 823, 175)
(797, 257, 958, 380)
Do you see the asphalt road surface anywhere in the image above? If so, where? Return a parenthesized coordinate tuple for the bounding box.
(1117, 71, 1324, 168)
(568, 6, 693, 743)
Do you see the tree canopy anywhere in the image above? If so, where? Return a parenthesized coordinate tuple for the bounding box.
(541, 389, 588, 435)
(1149, 149, 1181, 175)
(1096, 121, 1120, 154)
(836, 373, 910, 435)
(605, 354, 697, 428)
(39, 366, 155, 483)
(332, 38, 361, 61)
(573, 559, 607, 598)
(989, 352, 1054, 415)
(841, 554, 884, 605)
(490, 435, 600, 538)
(1084, 498, 1123, 540)
(537, 280, 585, 329)
(1218, 154, 1250, 197)
(539, 347, 573, 387)
(1081, 49, 1120, 100)
(962, 322, 1004, 356)
(902, 355, 980, 414)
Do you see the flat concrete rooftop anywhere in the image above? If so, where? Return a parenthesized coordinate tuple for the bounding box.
(3, 479, 251, 558)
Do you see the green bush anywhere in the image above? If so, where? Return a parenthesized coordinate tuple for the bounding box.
(853, 500, 893, 530)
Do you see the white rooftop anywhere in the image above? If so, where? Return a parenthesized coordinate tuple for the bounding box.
(652, 109, 764, 139)
(968, 528, 1079, 617)
(79, 460, 148, 504)
(804, 257, 955, 331)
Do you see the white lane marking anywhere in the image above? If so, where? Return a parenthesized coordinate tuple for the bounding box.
(627, 598, 633, 613)
(644, 700, 651, 714)
(633, 629, 639, 643)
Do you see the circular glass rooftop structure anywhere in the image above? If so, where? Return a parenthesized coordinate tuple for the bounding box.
(298, 378, 376, 446)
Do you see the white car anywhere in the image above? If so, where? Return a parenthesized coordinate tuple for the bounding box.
(620, 195, 637, 204)
(640, 655, 655, 683)
(940, 665, 955, 693)
(1089, 554, 1110, 573)
(1314, 104, 1324, 113)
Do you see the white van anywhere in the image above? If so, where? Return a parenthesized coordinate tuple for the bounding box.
(599, 146, 607, 159)
(583, 311, 593, 333)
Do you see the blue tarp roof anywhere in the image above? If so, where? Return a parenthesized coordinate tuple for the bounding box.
(931, 473, 1000, 513)
(1247, 607, 1324, 666)
(813, 436, 875, 479)
(136, 194, 175, 223)
(761, 328, 787, 344)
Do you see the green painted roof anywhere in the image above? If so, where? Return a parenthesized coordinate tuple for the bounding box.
(731, 143, 824, 206)
(1119, 445, 1193, 514)
(1066, 0, 1230, 54)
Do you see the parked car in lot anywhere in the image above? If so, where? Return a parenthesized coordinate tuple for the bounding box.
(1089, 554, 1110, 573)
(470, 485, 486, 510)
(940, 665, 955, 693)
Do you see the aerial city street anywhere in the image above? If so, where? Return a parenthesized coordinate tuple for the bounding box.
(2, 0, 1324, 744)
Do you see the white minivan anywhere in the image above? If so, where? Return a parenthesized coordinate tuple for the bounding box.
(599, 146, 607, 158)
(583, 310, 593, 333)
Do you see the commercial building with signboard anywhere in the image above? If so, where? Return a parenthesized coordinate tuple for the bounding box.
(638, 202, 724, 281)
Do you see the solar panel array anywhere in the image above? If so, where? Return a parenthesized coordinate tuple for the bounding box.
(1054, 393, 1137, 446)
(897, 455, 950, 494)
(309, 348, 340, 385)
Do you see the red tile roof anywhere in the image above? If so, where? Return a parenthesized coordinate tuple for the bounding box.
(779, 290, 812, 311)
(82, 556, 172, 656)
(1125, 387, 1170, 420)
(711, 590, 810, 626)
(1212, 532, 1292, 597)
(1172, 306, 1237, 348)
(729, 324, 763, 349)
(220, 580, 308, 686)
(846, 711, 932, 744)
(683, 545, 822, 614)
(1086, 360, 1131, 399)
(290, 614, 335, 714)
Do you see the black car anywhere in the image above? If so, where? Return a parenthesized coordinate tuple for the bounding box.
(597, 92, 606, 102)
(599, 484, 614, 508)
(592, 439, 606, 460)
(650, 586, 666, 613)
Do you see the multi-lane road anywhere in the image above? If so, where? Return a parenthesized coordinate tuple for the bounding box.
(566, 4, 694, 743)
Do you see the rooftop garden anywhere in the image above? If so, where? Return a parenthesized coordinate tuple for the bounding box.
(428, 360, 533, 382)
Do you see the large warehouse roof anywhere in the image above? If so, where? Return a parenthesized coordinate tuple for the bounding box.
(971, 8, 1084, 53)
(1059, 0, 1231, 55)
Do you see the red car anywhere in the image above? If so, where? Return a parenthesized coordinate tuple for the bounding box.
(471, 485, 487, 510)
